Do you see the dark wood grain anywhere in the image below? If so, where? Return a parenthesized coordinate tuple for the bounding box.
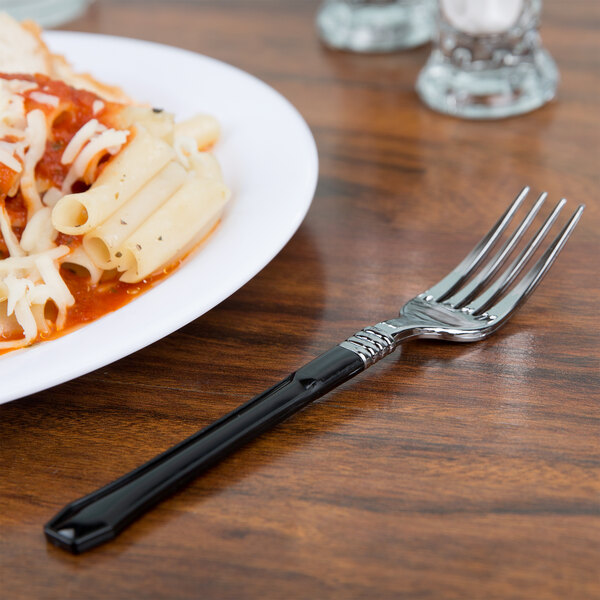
(1, 1, 599, 598)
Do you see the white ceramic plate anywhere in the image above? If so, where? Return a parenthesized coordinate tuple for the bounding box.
(0, 33, 318, 404)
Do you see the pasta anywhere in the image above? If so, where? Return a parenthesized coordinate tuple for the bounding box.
(83, 160, 188, 268)
(116, 176, 229, 283)
(0, 18, 230, 353)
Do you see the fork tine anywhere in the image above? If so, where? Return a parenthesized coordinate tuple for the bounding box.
(471, 198, 567, 315)
(485, 204, 585, 321)
(447, 191, 547, 309)
(428, 186, 529, 302)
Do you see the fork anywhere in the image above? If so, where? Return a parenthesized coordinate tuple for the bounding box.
(44, 187, 584, 554)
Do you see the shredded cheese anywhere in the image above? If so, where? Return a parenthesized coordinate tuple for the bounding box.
(20, 108, 47, 215)
(0, 144, 21, 172)
(62, 128, 129, 192)
(92, 99, 105, 115)
(61, 118, 106, 165)
(0, 246, 72, 347)
(0, 246, 70, 272)
(0, 205, 24, 257)
(29, 91, 60, 107)
(20, 207, 58, 253)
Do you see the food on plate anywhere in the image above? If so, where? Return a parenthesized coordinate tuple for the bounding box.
(0, 14, 230, 352)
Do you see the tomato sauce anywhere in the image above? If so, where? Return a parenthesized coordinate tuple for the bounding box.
(58, 267, 170, 327)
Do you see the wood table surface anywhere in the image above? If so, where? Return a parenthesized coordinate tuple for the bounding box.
(1, 1, 598, 598)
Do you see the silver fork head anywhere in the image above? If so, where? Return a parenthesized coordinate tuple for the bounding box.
(396, 187, 584, 342)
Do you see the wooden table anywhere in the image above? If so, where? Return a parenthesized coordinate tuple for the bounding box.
(2, 1, 598, 598)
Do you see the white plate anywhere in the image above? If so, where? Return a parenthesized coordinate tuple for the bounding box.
(0, 32, 318, 404)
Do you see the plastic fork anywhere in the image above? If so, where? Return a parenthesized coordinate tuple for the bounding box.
(45, 187, 584, 554)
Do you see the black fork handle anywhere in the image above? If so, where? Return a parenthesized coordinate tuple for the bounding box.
(44, 346, 365, 554)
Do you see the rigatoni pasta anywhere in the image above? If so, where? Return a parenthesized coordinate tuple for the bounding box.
(0, 23, 230, 353)
(117, 176, 229, 282)
(83, 160, 188, 268)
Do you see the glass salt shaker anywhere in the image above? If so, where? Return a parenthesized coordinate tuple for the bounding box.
(416, 0, 559, 118)
(316, 0, 437, 52)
